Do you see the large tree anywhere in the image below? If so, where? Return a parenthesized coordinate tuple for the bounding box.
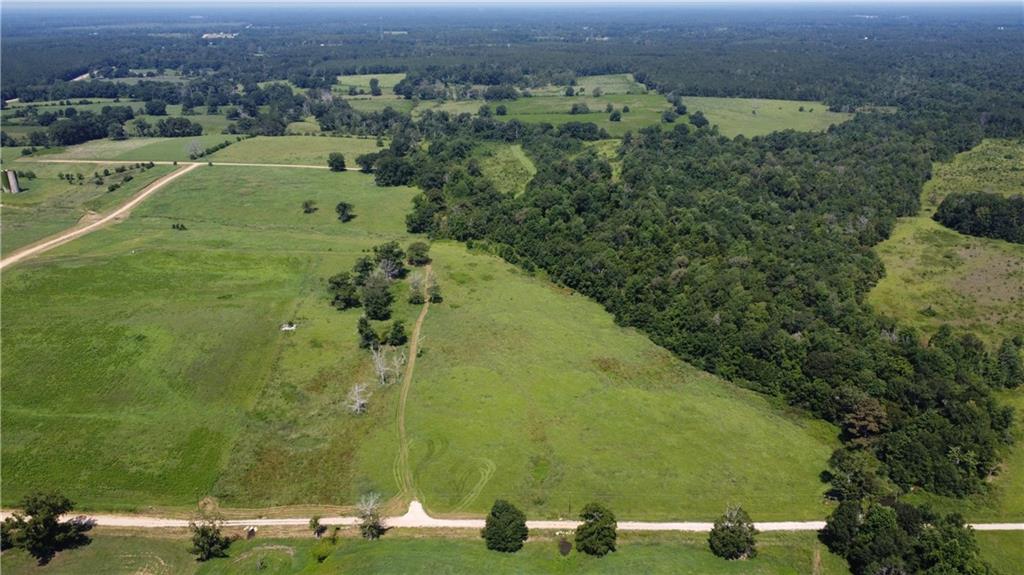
(481, 500, 529, 552)
(1, 492, 92, 565)
(574, 503, 616, 557)
(708, 506, 757, 560)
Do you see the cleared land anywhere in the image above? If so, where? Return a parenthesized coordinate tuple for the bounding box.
(40, 135, 236, 162)
(870, 140, 1024, 524)
(0, 162, 175, 256)
(683, 96, 853, 138)
(336, 72, 407, 95)
(0, 532, 851, 574)
(477, 143, 537, 196)
(207, 135, 383, 166)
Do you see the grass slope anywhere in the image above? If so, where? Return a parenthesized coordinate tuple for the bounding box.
(43, 135, 234, 162)
(401, 242, 837, 520)
(207, 135, 382, 166)
(0, 162, 174, 255)
(683, 97, 853, 138)
(0, 532, 851, 575)
(477, 143, 537, 196)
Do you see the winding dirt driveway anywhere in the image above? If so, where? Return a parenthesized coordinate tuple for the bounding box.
(0, 162, 202, 271)
(395, 265, 432, 499)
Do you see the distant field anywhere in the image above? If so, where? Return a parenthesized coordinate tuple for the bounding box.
(0, 532, 851, 575)
(346, 97, 417, 114)
(683, 97, 853, 137)
(0, 161, 175, 255)
(417, 93, 670, 137)
(531, 73, 648, 97)
(477, 143, 536, 196)
(869, 139, 1024, 347)
(42, 135, 235, 162)
(336, 72, 407, 95)
(207, 135, 382, 166)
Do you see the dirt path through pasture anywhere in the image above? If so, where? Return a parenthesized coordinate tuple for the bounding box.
(395, 264, 433, 500)
(0, 162, 201, 270)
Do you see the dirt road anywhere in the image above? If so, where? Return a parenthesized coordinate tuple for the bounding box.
(0, 162, 201, 271)
(29, 159, 360, 170)
(395, 265, 433, 499)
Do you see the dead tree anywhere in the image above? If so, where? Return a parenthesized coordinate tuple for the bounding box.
(347, 383, 369, 414)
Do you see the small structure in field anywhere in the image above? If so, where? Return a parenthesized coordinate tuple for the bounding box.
(280, 322, 297, 331)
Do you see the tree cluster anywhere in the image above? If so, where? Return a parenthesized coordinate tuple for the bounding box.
(934, 192, 1024, 244)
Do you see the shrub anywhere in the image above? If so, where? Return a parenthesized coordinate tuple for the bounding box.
(328, 152, 346, 172)
(189, 519, 232, 561)
(575, 503, 616, 557)
(708, 506, 757, 560)
(406, 241, 431, 266)
(481, 500, 529, 552)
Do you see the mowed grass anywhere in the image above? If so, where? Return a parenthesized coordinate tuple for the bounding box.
(208, 135, 382, 166)
(477, 143, 536, 196)
(0, 166, 419, 510)
(0, 161, 175, 255)
(400, 242, 838, 520)
(44, 135, 234, 162)
(975, 531, 1024, 575)
(0, 532, 851, 575)
(683, 97, 853, 138)
(870, 140, 1024, 522)
(868, 139, 1024, 347)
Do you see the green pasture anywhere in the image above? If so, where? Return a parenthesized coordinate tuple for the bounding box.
(530, 74, 648, 97)
(42, 135, 234, 162)
(336, 73, 407, 95)
(0, 532, 851, 575)
(346, 97, 417, 114)
(207, 135, 382, 166)
(683, 97, 853, 138)
(0, 161, 174, 255)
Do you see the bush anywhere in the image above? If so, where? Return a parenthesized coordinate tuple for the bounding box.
(574, 503, 616, 556)
(481, 500, 529, 552)
(385, 320, 408, 346)
(336, 201, 354, 222)
(708, 506, 757, 560)
(328, 152, 346, 172)
(189, 520, 232, 561)
(407, 241, 431, 266)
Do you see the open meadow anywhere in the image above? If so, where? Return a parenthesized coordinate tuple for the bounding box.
(683, 97, 852, 137)
(37, 135, 237, 162)
(207, 135, 383, 166)
(476, 143, 536, 196)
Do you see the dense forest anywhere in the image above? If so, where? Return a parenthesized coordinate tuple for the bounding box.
(3, 6, 1023, 570)
(934, 192, 1024, 244)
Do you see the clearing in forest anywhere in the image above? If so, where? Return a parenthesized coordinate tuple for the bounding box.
(207, 135, 384, 166)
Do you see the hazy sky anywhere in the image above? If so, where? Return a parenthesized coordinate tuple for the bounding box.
(5, 0, 1016, 4)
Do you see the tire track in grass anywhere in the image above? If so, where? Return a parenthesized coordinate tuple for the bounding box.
(395, 264, 432, 501)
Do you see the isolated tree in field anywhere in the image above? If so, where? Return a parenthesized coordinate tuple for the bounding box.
(605, 102, 613, 113)
(0, 492, 92, 565)
(481, 500, 529, 552)
(369, 78, 382, 96)
(427, 273, 443, 303)
(593, 87, 604, 97)
(385, 320, 408, 346)
(358, 493, 386, 539)
(188, 519, 232, 561)
(708, 506, 757, 560)
(144, 99, 167, 116)
(328, 152, 346, 171)
(370, 345, 404, 386)
(335, 201, 354, 222)
(622, 105, 630, 113)
(302, 199, 318, 214)
(495, 104, 508, 116)
(575, 503, 616, 556)
(609, 110, 622, 122)
(406, 241, 431, 266)
(570, 103, 590, 115)
(564, 86, 575, 97)
(357, 316, 379, 349)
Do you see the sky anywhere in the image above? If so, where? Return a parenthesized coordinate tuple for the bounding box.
(4, 0, 1017, 4)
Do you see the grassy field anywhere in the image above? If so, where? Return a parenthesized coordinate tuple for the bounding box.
(336, 73, 407, 95)
(683, 97, 853, 138)
(39, 135, 236, 162)
(402, 242, 837, 520)
(975, 531, 1024, 575)
(870, 139, 1024, 523)
(346, 97, 417, 114)
(477, 143, 536, 196)
(207, 135, 383, 166)
(0, 166, 419, 510)
(0, 532, 851, 575)
(868, 139, 1024, 347)
(0, 161, 175, 255)
(531, 74, 648, 97)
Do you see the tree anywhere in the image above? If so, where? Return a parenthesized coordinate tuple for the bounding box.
(409, 274, 425, 304)
(385, 320, 408, 346)
(994, 338, 1023, 388)
(373, 241, 406, 278)
(406, 241, 431, 266)
(496, 105, 508, 116)
(564, 86, 575, 97)
(661, 109, 678, 123)
(690, 110, 709, 128)
(574, 503, 616, 557)
(188, 519, 232, 561)
(708, 506, 757, 560)
(335, 201, 354, 222)
(358, 316, 379, 349)
(362, 272, 394, 320)
(570, 103, 590, 115)
(428, 273, 443, 303)
(309, 516, 326, 539)
(369, 78, 382, 97)
(347, 382, 369, 414)
(481, 500, 528, 552)
(144, 99, 167, 116)
(356, 153, 379, 173)
(358, 493, 386, 539)
(328, 152, 346, 172)
(302, 199, 318, 214)
(107, 122, 127, 140)
(1, 492, 92, 565)
(609, 110, 622, 122)
(328, 272, 361, 310)
(132, 118, 151, 137)
(820, 500, 861, 557)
